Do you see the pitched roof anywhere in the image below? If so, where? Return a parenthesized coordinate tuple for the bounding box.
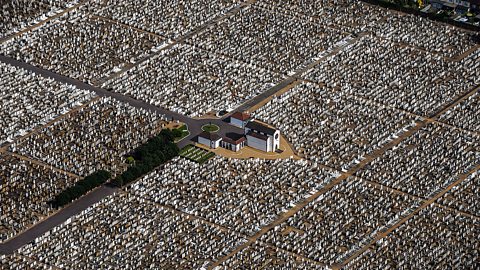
(245, 121, 277, 136)
(222, 133, 246, 145)
(198, 131, 222, 141)
(231, 111, 251, 121)
(246, 131, 269, 141)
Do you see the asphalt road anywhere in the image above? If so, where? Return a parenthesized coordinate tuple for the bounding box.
(229, 77, 297, 116)
(0, 55, 246, 149)
(0, 31, 361, 255)
(0, 55, 249, 254)
(0, 186, 117, 255)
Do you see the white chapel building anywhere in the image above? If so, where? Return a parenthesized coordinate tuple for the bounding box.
(244, 121, 280, 152)
(197, 112, 280, 153)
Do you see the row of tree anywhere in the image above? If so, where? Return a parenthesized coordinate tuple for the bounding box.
(50, 129, 180, 208)
(110, 129, 180, 187)
(50, 170, 111, 207)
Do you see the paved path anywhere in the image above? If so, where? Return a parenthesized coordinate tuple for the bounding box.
(6, 152, 81, 179)
(230, 78, 296, 116)
(0, 28, 362, 257)
(333, 164, 480, 269)
(0, 55, 245, 149)
(0, 1, 88, 44)
(0, 186, 117, 255)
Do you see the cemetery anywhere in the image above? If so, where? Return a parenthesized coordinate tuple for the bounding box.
(1, 9, 165, 83)
(128, 157, 338, 236)
(0, 62, 94, 146)
(253, 82, 420, 171)
(0, 0, 478, 269)
(0, 0, 79, 39)
(0, 154, 80, 243)
(10, 97, 166, 177)
(179, 145, 216, 164)
(14, 192, 247, 269)
(104, 43, 284, 117)
(344, 205, 479, 269)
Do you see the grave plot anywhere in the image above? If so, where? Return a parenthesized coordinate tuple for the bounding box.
(0, 0, 79, 39)
(439, 89, 480, 133)
(187, 5, 348, 74)
(12, 97, 166, 176)
(1, 11, 164, 83)
(93, 0, 245, 39)
(0, 154, 79, 243)
(259, 176, 421, 265)
(254, 82, 419, 171)
(0, 62, 94, 146)
(436, 172, 479, 217)
(220, 242, 325, 269)
(356, 123, 479, 199)
(344, 205, 479, 270)
(306, 36, 477, 117)
(104, 43, 283, 117)
(129, 156, 338, 235)
(18, 192, 247, 269)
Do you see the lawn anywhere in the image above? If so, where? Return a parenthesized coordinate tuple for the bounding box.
(179, 145, 215, 164)
(174, 125, 190, 143)
(201, 124, 220, 132)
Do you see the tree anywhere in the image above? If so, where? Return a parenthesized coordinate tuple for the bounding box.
(55, 192, 71, 207)
(160, 129, 174, 142)
(126, 156, 135, 165)
(172, 128, 183, 138)
(111, 176, 124, 187)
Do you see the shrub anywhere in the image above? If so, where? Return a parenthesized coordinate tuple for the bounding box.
(51, 170, 111, 208)
(111, 130, 179, 187)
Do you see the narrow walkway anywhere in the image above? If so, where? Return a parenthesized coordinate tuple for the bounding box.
(0, 95, 101, 153)
(334, 165, 480, 269)
(5, 152, 81, 179)
(208, 119, 426, 269)
(0, 1, 88, 44)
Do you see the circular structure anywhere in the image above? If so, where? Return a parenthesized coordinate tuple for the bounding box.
(201, 124, 220, 132)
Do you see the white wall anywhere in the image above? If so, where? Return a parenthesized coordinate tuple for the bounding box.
(247, 135, 269, 152)
(231, 118, 245, 128)
(198, 137, 221, 149)
(198, 137, 212, 148)
(272, 131, 280, 151)
(212, 139, 221, 149)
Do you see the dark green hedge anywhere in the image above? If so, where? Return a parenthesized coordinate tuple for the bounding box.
(51, 170, 111, 207)
(50, 129, 180, 207)
(110, 129, 179, 187)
